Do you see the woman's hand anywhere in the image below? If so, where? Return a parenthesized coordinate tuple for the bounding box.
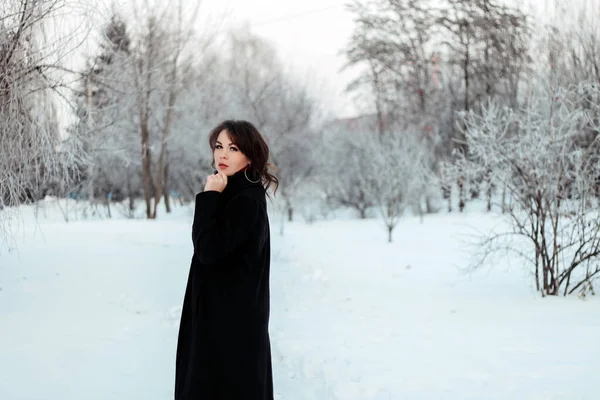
(204, 171, 228, 192)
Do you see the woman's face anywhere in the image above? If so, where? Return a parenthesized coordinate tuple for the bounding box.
(213, 130, 251, 176)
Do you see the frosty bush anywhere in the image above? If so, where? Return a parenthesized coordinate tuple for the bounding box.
(448, 82, 600, 297)
(369, 129, 431, 242)
(318, 129, 378, 219)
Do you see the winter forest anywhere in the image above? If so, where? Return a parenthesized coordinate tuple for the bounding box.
(2, 0, 600, 399)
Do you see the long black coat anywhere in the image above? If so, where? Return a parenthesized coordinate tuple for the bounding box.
(175, 169, 273, 400)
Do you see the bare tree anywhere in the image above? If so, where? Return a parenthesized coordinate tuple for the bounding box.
(344, 0, 439, 131)
(71, 3, 225, 217)
(70, 7, 322, 224)
(71, 11, 139, 218)
(318, 121, 377, 219)
(437, 0, 530, 112)
(128, 0, 205, 219)
(223, 27, 319, 226)
(266, 80, 319, 224)
(448, 80, 600, 297)
(166, 49, 226, 202)
(347, 0, 436, 103)
(533, 0, 600, 87)
(344, 0, 531, 214)
(436, 0, 531, 211)
(365, 127, 430, 242)
(0, 0, 88, 241)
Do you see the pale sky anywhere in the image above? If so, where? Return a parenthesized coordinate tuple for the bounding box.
(46, 0, 597, 130)
(202, 0, 361, 117)
(195, 0, 586, 119)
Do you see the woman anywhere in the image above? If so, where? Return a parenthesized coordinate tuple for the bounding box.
(175, 120, 278, 400)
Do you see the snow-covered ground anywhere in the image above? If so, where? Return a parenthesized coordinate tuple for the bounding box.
(1, 200, 599, 400)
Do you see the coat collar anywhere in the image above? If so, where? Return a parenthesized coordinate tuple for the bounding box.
(222, 167, 263, 196)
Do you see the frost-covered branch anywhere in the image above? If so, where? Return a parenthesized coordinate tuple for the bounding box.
(0, 0, 88, 226)
(447, 81, 600, 297)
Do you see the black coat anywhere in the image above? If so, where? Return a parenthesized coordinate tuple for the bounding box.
(175, 169, 273, 400)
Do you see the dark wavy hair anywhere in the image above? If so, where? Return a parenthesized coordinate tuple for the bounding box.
(208, 120, 279, 196)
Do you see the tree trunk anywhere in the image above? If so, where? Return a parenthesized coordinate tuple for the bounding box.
(85, 74, 95, 205)
(463, 36, 470, 112)
(470, 177, 479, 199)
(458, 177, 465, 212)
(151, 142, 165, 219)
(543, 260, 549, 295)
(425, 195, 434, 214)
(179, 171, 197, 202)
(535, 256, 540, 293)
(359, 207, 367, 219)
(152, 56, 178, 219)
(486, 179, 493, 212)
(126, 168, 135, 219)
(370, 60, 385, 137)
(163, 157, 171, 213)
(106, 193, 112, 219)
(442, 182, 452, 212)
(87, 164, 95, 203)
(140, 119, 153, 219)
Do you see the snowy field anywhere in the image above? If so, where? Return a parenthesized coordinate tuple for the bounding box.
(1, 200, 600, 400)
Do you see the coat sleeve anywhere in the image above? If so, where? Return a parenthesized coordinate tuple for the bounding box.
(191, 191, 260, 265)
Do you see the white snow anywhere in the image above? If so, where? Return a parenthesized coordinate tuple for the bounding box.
(1, 200, 600, 399)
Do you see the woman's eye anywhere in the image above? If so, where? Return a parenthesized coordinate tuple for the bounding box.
(230, 147, 238, 152)
(215, 145, 222, 149)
